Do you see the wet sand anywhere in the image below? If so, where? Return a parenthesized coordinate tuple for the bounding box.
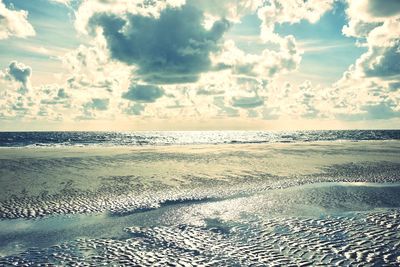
(0, 141, 399, 265)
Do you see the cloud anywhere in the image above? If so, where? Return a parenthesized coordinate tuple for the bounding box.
(231, 95, 264, 109)
(7, 61, 31, 85)
(342, 2, 400, 82)
(389, 82, 400, 92)
(124, 103, 145, 115)
(88, 4, 230, 84)
(0, 62, 36, 119)
(342, 0, 400, 39)
(346, 0, 400, 22)
(258, 0, 334, 43)
(49, 0, 71, 6)
(74, 0, 186, 34)
(328, 68, 400, 121)
(213, 96, 239, 117)
(188, 0, 259, 22)
(359, 40, 400, 78)
(342, 20, 381, 39)
(84, 98, 109, 111)
(0, 0, 35, 40)
(39, 86, 70, 106)
(197, 88, 225, 96)
(122, 84, 164, 103)
(62, 38, 131, 107)
(57, 88, 68, 98)
(4, 61, 32, 94)
(337, 0, 400, 122)
(214, 37, 301, 79)
(335, 101, 400, 121)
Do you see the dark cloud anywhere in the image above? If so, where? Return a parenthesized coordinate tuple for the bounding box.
(8, 61, 31, 84)
(57, 88, 68, 98)
(389, 82, 400, 91)
(90, 5, 230, 84)
(363, 41, 400, 78)
(84, 98, 109, 111)
(366, 0, 400, 17)
(122, 84, 164, 103)
(6, 61, 32, 93)
(231, 96, 264, 109)
(197, 88, 225, 95)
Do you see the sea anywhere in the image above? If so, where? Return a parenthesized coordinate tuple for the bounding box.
(0, 129, 399, 147)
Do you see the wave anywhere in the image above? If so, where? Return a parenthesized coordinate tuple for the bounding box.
(0, 130, 399, 148)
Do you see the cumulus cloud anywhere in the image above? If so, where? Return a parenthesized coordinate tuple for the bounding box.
(40, 86, 70, 105)
(328, 68, 400, 121)
(89, 5, 230, 84)
(359, 40, 400, 78)
(258, 0, 334, 43)
(231, 95, 264, 109)
(346, 0, 400, 22)
(7, 61, 31, 85)
(214, 36, 301, 80)
(389, 82, 400, 92)
(61, 37, 131, 92)
(342, 20, 381, 39)
(335, 0, 400, 122)
(123, 103, 145, 115)
(341, 0, 400, 39)
(122, 84, 164, 103)
(197, 88, 225, 96)
(188, 0, 259, 22)
(74, 0, 186, 34)
(0, 61, 36, 119)
(4, 0, 396, 125)
(3, 61, 32, 94)
(213, 96, 239, 117)
(84, 98, 109, 111)
(0, 0, 35, 40)
(342, 1, 400, 84)
(49, 0, 71, 5)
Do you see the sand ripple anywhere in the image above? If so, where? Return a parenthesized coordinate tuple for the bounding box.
(1, 209, 399, 266)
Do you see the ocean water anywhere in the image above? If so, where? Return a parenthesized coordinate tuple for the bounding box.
(0, 129, 399, 147)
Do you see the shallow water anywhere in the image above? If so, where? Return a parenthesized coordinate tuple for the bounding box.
(0, 141, 399, 265)
(1, 182, 400, 265)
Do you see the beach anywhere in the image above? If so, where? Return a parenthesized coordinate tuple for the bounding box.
(0, 140, 400, 265)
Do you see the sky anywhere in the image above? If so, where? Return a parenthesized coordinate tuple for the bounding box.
(0, 0, 399, 131)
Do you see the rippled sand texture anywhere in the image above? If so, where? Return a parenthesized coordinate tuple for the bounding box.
(1, 209, 400, 266)
(0, 141, 400, 266)
(1, 141, 399, 219)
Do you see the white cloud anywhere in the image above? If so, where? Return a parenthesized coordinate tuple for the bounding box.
(258, 0, 334, 43)
(213, 36, 301, 81)
(0, 0, 35, 40)
(346, 0, 400, 23)
(2, 61, 32, 94)
(74, 0, 185, 34)
(4, 0, 397, 125)
(331, 0, 400, 120)
(49, 0, 71, 5)
(188, 0, 259, 22)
